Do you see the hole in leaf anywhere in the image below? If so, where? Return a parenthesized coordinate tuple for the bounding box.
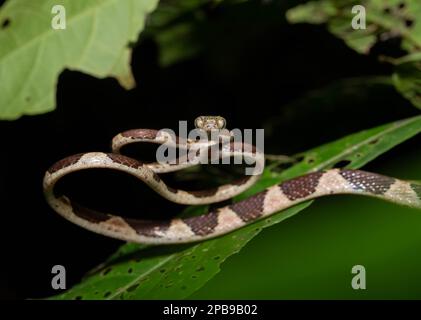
(214, 256, 220, 260)
(271, 160, 295, 173)
(160, 269, 166, 273)
(196, 266, 205, 272)
(1, 18, 10, 29)
(104, 291, 111, 298)
(369, 138, 379, 145)
(102, 267, 112, 276)
(295, 155, 305, 162)
(128, 268, 133, 274)
(127, 284, 139, 292)
(307, 158, 315, 164)
(333, 160, 352, 168)
(74, 296, 82, 300)
(405, 19, 414, 27)
(355, 153, 362, 158)
(398, 2, 405, 9)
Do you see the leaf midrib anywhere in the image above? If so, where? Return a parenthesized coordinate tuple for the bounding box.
(312, 115, 421, 171)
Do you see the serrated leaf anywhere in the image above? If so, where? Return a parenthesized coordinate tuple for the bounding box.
(49, 114, 421, 300)
(0, 0, 158, 120)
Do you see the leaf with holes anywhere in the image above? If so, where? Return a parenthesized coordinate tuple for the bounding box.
(0, 0, 158, 120)
(49, 115, 421, 300)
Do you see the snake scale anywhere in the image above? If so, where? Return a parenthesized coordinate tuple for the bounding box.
(43, 116, 421, 244)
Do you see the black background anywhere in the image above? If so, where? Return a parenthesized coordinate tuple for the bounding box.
(0, 0, 420, 299)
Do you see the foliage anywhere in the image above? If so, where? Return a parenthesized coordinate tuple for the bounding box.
(51, 115, 421, 299)
(287, 0, 421, 110)
(1, 0, 420, 299)
(0, 0, 158, 119)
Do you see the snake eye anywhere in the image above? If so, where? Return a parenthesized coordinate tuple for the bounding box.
(217, 118, 226, 129)
(195, 117, 204, 129)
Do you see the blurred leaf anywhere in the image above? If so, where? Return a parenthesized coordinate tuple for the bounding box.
(50, 114, 421, 300)
(146, 0, 247, 66)
(287, 0, 421, 110)
(393, 61, 421, 110)
(155, 21, 202, 66)
(287, 0, 421, 55)
(145, 0, 210, 66)
(0, 0, 158, 120)
(286, 0, 337, 24)
(147, 0, 210, 28)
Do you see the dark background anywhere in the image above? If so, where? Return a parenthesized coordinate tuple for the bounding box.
(0, 0, 420, 299)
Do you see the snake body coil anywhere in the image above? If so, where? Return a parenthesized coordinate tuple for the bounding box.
(43, 119, 421, 244)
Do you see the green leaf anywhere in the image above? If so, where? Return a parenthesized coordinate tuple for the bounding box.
(155, 21, 202, 67)
(286, 0, 337, 25)
(286, 0, 421, 110)
(287, 0, 421, 55)
(50, 115, 421, 300)
(393, 61, 421, 110)
(145, 0, 248, 67)
(145, 0, 208, 66)
(0, 0, 158, 120)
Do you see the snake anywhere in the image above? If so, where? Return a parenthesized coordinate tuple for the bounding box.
(43, 116, 421, 244)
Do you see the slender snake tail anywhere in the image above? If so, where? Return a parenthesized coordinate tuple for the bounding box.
(43, 151, 421, 244)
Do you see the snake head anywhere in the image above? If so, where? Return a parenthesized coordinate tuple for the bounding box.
(194, 116, 226, 131)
